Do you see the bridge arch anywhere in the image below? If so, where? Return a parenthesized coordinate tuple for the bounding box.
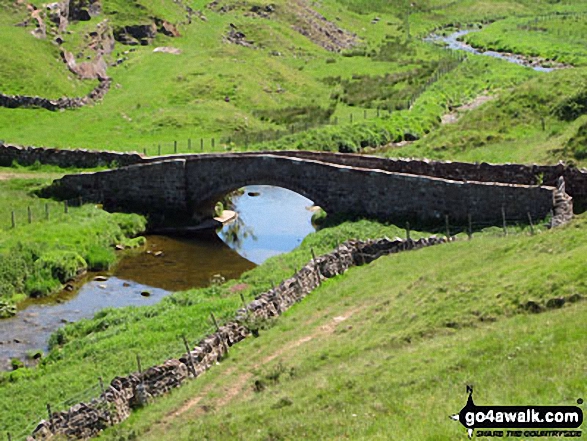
(185, 158, 332, 221)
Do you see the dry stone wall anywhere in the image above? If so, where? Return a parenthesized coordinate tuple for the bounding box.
(0, 143, 142, 168)
(28, 235, 448, 440)
(0, 79, 111, 111)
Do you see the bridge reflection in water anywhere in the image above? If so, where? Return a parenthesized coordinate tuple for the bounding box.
(218, 185, 317, 264)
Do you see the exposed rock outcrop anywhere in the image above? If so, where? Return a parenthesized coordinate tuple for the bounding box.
(289, 0, 357, 52)
(113, 22, 158, 46)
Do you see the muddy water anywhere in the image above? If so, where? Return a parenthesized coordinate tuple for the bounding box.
(426, 29, 556, 72)
(0, 185, 315, 369)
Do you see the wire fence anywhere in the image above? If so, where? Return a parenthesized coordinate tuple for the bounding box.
(2, 206, 551, 440)
(1, 195, 91, 231)
(137, 53, 466, 156)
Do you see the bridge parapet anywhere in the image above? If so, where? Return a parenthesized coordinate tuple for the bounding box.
(46, 153, 563, 227)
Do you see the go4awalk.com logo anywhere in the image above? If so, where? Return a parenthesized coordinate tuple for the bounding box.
(450, 386, 584, 438)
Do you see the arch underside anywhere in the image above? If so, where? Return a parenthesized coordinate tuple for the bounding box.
(189, 177, 326, 222)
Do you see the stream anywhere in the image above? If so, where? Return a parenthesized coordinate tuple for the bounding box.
(0, 185, 316, 369)
(425, 29, 556, 72)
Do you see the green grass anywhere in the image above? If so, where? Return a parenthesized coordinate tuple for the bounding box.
(396, 66, 587, 165)
(0, 171, 146, 311)
(88, 213, 587, 441)
(0, 211, 570, 438)
(463, 13, 587, 67)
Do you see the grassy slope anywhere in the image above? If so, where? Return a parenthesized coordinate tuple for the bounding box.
(0, 3, 96, 98)
(395, 66, 587, 164)
(1, 0, 585, 162)
(97, 214, 587, 440)
(0, 219, 430, 436)
(0, 214, 583, 438)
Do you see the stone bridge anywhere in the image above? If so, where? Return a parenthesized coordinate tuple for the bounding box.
(47, 152, 571, 227)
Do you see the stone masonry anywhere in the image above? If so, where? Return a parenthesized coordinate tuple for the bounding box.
(47, 153, 563, 227)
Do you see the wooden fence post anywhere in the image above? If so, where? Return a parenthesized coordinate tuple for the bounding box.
(27, 206, 32, 224)
(445, 214, 450, 239)
(527, 212, 535, 236)
(174, 140, 177, 154)
(467, 213, 472, 240)
(501, 206, 507, 236)
(311, 248, 321, 286)
(47, 403, 54, 432)
(405, 221, 411, 241)
(45, 203, 49, 220)
(239, 293, 249, 319)
(64, 200, 68, 214)
(136, 354, 142, 374)
(182, 335, 197, 377)
(11, 211, 15, 228)
(210, 312, 229, 354)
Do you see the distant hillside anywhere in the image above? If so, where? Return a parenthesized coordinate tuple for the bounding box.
(0, 0, 587, 166)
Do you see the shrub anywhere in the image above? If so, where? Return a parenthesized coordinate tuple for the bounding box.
(33, 251, 87, 283)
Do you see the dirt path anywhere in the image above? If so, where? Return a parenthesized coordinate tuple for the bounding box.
(441, 94, 495, 125)
(142, 307, 362, 439)
(0, 172, 43, 180)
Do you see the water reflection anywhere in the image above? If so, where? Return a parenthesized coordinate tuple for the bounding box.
(113, 234, 255, 292)
(218, 185, 317, 264)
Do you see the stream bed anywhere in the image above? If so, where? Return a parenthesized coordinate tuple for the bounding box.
(425, 29, 557, 72)
(0, 185, 315, 369)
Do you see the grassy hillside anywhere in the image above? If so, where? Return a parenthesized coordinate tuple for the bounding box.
(100, 214, 587, 441)
(395, 66, 587, 164)
(0, 212, 583, 438)
(1, 0, 586, 166)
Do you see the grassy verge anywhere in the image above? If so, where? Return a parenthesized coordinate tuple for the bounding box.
(0, 218, 437, 437)
(463, 14, 587, 67)
(97, 214, 587, 441)
(0, 170, 146, 317)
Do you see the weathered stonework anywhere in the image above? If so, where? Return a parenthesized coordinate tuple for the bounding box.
(46, 153, 563, 227)
(0, 143, 142, 168)
(1, 145, 582, 226)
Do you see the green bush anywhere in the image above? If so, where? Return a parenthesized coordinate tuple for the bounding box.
(553, 90, 587, 121)
(33, 251, 87, 283)
(24, 269, 62, 298)
(0, 298, 16, 318)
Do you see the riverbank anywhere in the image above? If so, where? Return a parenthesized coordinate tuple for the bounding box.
(0, 218, 431, 436)
(0, 211, 575, 439)
(0, 172, 147, 314)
